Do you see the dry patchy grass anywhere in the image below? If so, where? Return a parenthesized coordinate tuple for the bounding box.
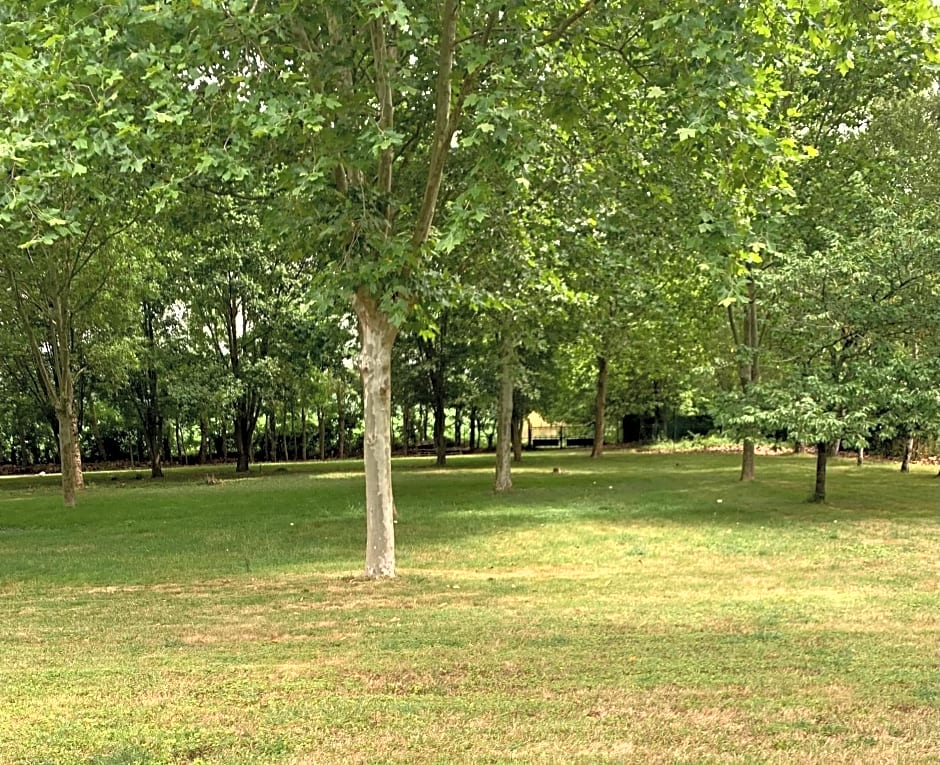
(0, 451, 937, 763)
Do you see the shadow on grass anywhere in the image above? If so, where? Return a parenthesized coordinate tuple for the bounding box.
(0, 451, 935, 587)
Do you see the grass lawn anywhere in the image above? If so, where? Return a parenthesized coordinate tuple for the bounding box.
(0, 450, 937, 764)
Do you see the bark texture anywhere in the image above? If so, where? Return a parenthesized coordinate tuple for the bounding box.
(56, 406, 83, 508)
(813, 442, 827, 502)
(354, 291, 399, 578)
(741, 439, 756, 482)
(901, 436, 914, 473)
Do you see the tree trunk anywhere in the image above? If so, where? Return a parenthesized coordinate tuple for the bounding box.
(86, 394, 109, 462)
(469, 407, 477, 452)
(300, 406, 308, 461)
(354, 291, 399, 578)
(149, 438, 164, 478)
(402, 405, 412, 456)
(494, 333, 514, 492)
(265, 408, 276, 461)
(420, 404, 429, 443)
(433, 394, 446, 467)
(56, 404, 83, 507)
(337, 382, 346, 460)
(730, 277, 759, 481)
(454, 405, 463, 447)
(856, 446, 864, 466)
(828, 438, 841, 458)
(176, 420, 186, 465)
(318, 407, 326, 460)
(234, 412, 252, 472)
(813, 441, 827, 502)
(198, 414, 210, 464)
(590, 355, 608, 458)
(740, 439, 756, 481)
(901, 435, 914, 473)
(511, 407, 523, 463)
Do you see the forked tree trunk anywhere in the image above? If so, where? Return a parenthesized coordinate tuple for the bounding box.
(494, 334, 515, 492)
(354, 291, 399, 578)
(813, 441, 827, 502)
(900, 435, 914, 473)
(590, 355, 608, 458)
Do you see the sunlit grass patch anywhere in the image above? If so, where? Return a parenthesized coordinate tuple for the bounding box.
(1, 450, 937, 763)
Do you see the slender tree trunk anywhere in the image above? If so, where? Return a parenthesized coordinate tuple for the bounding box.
(288, 404, 295, 460)
(86, 394, 109, 462)
(300, 406, 308, 461)
(813, 441, 827, 502)
(469, 407, 477, 452)
(433, 395, 446, 467)
(511, 407, 523, 463)
(420, 405, 429, 443)
(454, 405, 463, 447)
(901, 435, 914, 473)
(590, 355, 608, 458)
(265, 408, 276, 461)
(495, 333, 515, 492)
(17, 431, 33, 467)
(198, 415, 209, 464)
(337, 382, 346, 460)
(317, 407, 326, 460)
(402, 405, 412, 456)
(56, 403, 83, 507)
(856, 446, 864, 466)
(829, 438, 841, 458)
(354, 291, 399, 578)
(730, 278, 759, 481)
(176, 420, 185, 465)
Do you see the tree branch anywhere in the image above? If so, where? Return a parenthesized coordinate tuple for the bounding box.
(412, 0, 461, 248)
(542, 0, 598, 47)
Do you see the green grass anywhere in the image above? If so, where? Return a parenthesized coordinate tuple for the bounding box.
(1, 451, 937, 764)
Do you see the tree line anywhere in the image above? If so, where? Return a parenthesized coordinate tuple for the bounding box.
(1, 1, 937, 576)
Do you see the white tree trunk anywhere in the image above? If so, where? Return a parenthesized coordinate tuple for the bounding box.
(494, 332, 515, 493)
(354, 290, 399, 578)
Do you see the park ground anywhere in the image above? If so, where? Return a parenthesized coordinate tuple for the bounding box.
(0, 450, 937, 764)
